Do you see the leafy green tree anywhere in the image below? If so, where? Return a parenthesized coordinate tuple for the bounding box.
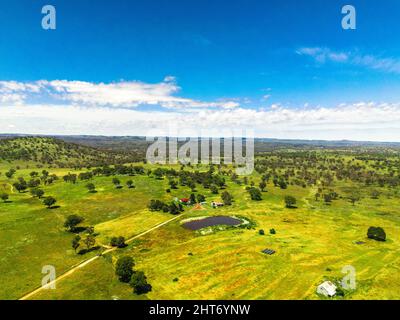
(83, 234, 96, 250)
(153, 168, 164, 180)
(5, 169, 16, 179)
(31, 188, 45, 199)
(13, 178, 27, 193)
(110, 236, 127, 248)
(278, 179, 288, 189)
(197, 194, 206, 203)
(168, 180, 178, 189)
(43, 196, 57, 208)
(115, 256, 135, 283)
(284, 195, 297, 208)
(27, 179, 40, 188)
(63, 173, 77, 184)
(221, 191, 233, 205)
(130, 271, 152, 294)
(86, 183, 96, 193)
(259, 180, 267, 192)
(64, 215, 84, 232)
(323, 193, 333, 204)
(169, 202, 181, 215)
(148, 199, 165, 211)
(348, 192, 361, 206)
(72, 235, 81, 252)
(210, 185, 219, 194)
(30, 171, 39, 178)
(112, 178, 121, 188)
(86, 226, 95, 235)
(370, 190, 380, 199)
(248, 187, 262, 201)
(0, 193, 9, 203)
(189, 193, 196, 204)
(126, 180, 135, 188)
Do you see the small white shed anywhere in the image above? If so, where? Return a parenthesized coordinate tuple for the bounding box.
(317, 281, 337, 297)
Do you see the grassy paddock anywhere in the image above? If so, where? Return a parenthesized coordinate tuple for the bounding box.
(1, 153, 399, 300)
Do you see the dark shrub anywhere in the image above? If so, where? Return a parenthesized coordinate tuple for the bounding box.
(367, 227, 386, 241)
(110, 236, 127, 248)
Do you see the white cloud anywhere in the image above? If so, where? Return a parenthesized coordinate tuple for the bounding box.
(0, 78, 239, 110)
(1, 77, 400, 141)
(0, 93, 25, 105)
(2, 101, 400, 141)
(297, 47, 400, 74)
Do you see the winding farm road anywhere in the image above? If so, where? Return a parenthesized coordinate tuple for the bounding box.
(19, 214, 183, 300)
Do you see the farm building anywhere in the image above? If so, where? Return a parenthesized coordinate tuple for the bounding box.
(317, 281, 337, 297)
(211, 201, 224, 208)
(180, 198, 190, 204)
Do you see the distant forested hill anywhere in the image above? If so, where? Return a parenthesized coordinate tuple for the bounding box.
(0, 137, 142, 167)
(1, 135, 400, 168)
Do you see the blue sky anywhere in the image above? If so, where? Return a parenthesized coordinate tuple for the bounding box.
(1, 0, 400, 140)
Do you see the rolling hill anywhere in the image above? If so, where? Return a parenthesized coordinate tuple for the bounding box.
(0, 137, 137, 168)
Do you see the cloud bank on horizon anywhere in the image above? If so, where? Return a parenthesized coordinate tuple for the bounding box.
(1, 74, 400, 142)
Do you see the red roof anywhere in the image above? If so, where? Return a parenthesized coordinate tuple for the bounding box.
(180, 198, 190, 202)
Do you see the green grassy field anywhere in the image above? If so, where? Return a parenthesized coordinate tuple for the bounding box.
(1, 159, 399, 300)
(28, 179, 400, 300)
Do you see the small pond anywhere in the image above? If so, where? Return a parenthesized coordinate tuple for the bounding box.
(182, 216, 242, 231)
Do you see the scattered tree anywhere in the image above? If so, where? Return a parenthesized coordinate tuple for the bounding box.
(348, 192, 361, 206)
(30, 188, 44, 199)
(284, 195, 297, 208)
(130, 271, 152, 294)
(43, 196, 57, 208)
(259, 180, 267, 192)
(13, 178, 27, 193)
(0, 193, 9, 203)
(221, 191, 233, 205)
(64, 215, 84, 232)
(168, 180, 178, 189)
(112, 178, 121, 188)
(197, 194, 206, 203)
(5, 169, 16, 179)
(86, 183, 96, 193)
(248, 187, 262, 201)
(210, 185, 219, 194)
(370, 190, 380, 199)
(115, 256, 135, 283)
(83, 234, 96, 250)
(110, 236, 127, 248)
(72, 235, 81, 252)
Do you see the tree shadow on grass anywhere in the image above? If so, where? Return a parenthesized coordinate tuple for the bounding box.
(48, 205, 61, 209)
(78, 246, 101, 255)
(71, 226, 88, 233)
